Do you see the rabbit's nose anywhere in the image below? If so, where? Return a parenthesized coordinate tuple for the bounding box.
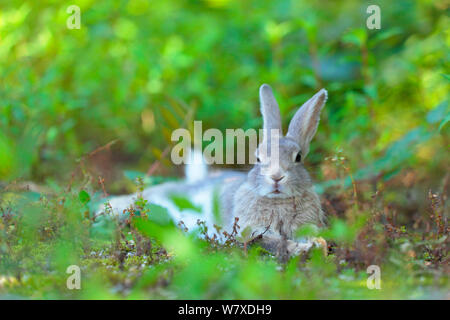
(271, 175, 285, 183)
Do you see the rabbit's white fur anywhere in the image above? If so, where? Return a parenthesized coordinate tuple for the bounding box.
(104, 150, 231, 233)
(102, 84, 328, 256)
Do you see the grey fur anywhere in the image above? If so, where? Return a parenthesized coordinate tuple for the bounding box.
(221, 84, 328, 256)
(286, 88, 327, 158)
(259, 84, 282, 141)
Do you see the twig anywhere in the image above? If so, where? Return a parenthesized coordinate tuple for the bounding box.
(66, 139, 118, 192)
(98, 176, 109, 197)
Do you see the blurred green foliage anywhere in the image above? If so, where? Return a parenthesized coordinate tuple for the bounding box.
(0, 186, 448, 299)
(0, 0, 448, 184)
(0, 0, 448, 300)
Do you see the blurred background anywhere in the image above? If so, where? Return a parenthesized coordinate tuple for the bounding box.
(0, 0, 448, 300)
(1, 0, 448, 193)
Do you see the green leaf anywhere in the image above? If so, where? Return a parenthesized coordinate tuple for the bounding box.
(296, 223, 319, 238)
(147, 203, 174, 226)
(320, 215, 368, 244)
(237, 226, 253, 243)
(133, 204, 177, 243)
(78, 190, 91, 205)
(169, 194, 202, 213)
(342, 28, 367, 46)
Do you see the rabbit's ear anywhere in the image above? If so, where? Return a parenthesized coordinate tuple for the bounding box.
(286, 89, 327, 158)
(259, 84, 282, 142)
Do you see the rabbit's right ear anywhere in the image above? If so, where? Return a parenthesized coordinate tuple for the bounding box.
(286, 89, 327, 159)
(259, 84, 282, 142)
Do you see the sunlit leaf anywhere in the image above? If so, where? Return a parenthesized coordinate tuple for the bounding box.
(78, 190, 91, 205)
(169, 194, 202, 213)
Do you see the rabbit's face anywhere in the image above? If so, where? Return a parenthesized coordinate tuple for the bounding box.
(248, 137, 312, 198)
(248, 84, 327, 198)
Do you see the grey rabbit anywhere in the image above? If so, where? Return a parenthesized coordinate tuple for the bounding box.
(103, 84, 328, 257)
(220, 84, 328, 256)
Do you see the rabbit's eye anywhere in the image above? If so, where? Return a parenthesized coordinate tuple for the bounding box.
(256, 157, 261, 163)
(295, 152, 301, 163)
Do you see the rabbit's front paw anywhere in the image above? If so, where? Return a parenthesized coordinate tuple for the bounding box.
(286, 237, 328, 256)
(286, 240, 314, 256)
(311, 237, 328, 256)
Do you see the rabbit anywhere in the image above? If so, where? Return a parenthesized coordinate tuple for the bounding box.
(220, 84, 328, 257)
(102, 84, 328, 257)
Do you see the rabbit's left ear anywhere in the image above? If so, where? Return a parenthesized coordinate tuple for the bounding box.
(259, 84, 282, 142)
(286, 89, 327, 159)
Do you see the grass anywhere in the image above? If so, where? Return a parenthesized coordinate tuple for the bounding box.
(0, 155, 448, 300)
